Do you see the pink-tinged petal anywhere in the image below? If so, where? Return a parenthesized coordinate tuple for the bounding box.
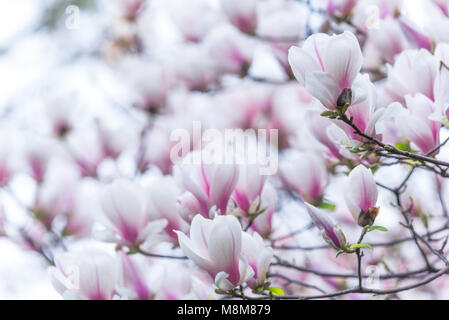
(398, 18, 433, 51)
(345, 165, 378, 221)
(188, 214, 214, 257)
(137, 219, 167, 244)
(175, 230, 215, 276)
(288, 46, 321, 85)
(305, 71, 340, 109)
(238, 255, 255, 285)
(174, 165, 210, 214)
(250, 182, 276, 237)
(208, 215, 242, 285)
(209, 164, 239, 214)
(397, 114, 439, 154)
(279, 151, 327, 204)
(323, 31, 363, 90)
(233, 163, 266, 212)
(53, 249, 116, 300)
(302, 33, 330, 72)
(214, 272, 235, 291)
(434, 63, 449, 118)
(233, 188, 251, 212)
(304, 203, 345, 249)
(119, 252, 151, 300)
(177, 192, 205, 221)
(101, 180, 147, 244)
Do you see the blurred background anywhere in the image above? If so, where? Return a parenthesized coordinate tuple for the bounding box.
(0, 0, 440, 299)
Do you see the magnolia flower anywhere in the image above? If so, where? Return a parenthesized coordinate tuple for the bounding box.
(241, 231, 273, 289)
(154, 265, 215, 300)
(172, 44, 216, 91)
(217, 84, 274, 130)
(67, 127, 109, 177)
(220, 0, 258, 34)
(256, 1, 307, 76)
(45, 91, 79, 138)
(351, 0, 402, 32)
(249, 182, 277, 238)
(383, 49, 438, 104)
(366, 17, 409, 65)
(63, 180, 98, 237)
(49, 249, 117, 300)
(306, 110, 344, 161)
(203, 25, 253, 76)
(175, 214, 254, 291)
(288, 31, 364, 110)
(169, 0, 222, 42)
(305, 203, 347, 250)
(138, 124, 175, 175)
(396, 94, 440, 155)
(433, 0, 449, 16)
(279, 151, 328, 205)
(177, 192, 204, 223)
(23, 138, 55, 183)
(232, 163, 266, 216)
(432, 44, 449, 122)
(33, 163, 80, 229)
(174, 151, 239, 216)
(397, 17, 433, 51)
(100, 179, 167, 247)
(95, 119, 133, 161)
(344, 165, 379, 227)
(117, 251, 157, 300)
(146, 176, 190, 242)
(121, 57, 171, 112)
(400, 182, 432, 218)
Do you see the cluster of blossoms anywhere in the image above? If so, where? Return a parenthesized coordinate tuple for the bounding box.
(3, 0, 449, 300)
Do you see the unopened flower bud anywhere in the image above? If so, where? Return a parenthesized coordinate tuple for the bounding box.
(337, 88, 352, 108)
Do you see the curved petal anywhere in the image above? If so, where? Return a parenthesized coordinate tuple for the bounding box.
(288, 46, 321, 85)
(305, 71, 340, 109)
(324, 31, 363, 89)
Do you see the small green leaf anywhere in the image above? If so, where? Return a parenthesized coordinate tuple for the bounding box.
(268, 287, 285, 296)
(317, 200, 336, 211)
(214, 289, 228, 295)
(335, 250, 345, 258)
(349, 147, 362, 153)
(368, 225, 388, 232)
(395, 142, 410, 151)
(350, 243, 373, 250)
(341, 102, 350, 115)
(320, 110, 337, 118)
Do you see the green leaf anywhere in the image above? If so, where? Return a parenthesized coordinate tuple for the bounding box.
(395, 142, 410, 151)
(341, 102, 350, 115)
(349, 147, 362, 153)
(214, 289, 228, 295)
(335, 250, 345, 258)
(268, 287, 285, 296)
(320, 110, 337, 118)
(349, 243, 373, 250)
(317, 200, 336, 211)
(368, 225, 388, 232)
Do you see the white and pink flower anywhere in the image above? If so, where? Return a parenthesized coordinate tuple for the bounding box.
(176, 214, 254, 291)
(49, 249, 117, 300)
(344, 165, 379, 226)
(288, 31, 364, 110)
(100, 179, 167, 247)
